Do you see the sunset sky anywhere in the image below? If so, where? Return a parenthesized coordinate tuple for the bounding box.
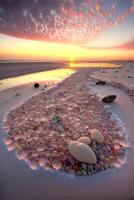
(0, 0, 134, 61)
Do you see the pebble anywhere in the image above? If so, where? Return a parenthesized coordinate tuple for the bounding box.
(39, 158, 46, 167)
(34, 83, 40, 88)
(77, 136, 91, 145)
(99, 154, 105, 161)
(4, 137, 13, 145)
(7, 143, 16, 151)
(104, 163, 109, 169)
(82, 170, 88, 176)
(95, 163, 101, 171)
(90, 129, 104, 143)
(81, 163, 87, 170)
(29, 161, 38, 170)
(52, 159, 62, 170)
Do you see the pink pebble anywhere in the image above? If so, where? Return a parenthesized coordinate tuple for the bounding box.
(52, 159, 62, 170)
(4, 137, 13, 145)
(7, 143, 15, 151)
(37, 147, 45, 152)
(39, 158, 46, 167)
(29, 161, 38, 170)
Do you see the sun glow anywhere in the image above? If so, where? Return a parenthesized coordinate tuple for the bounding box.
(0, 34, 134, 61)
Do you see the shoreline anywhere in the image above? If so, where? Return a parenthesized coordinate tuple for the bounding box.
(0, 62, 67, 80)
(3, 69, 127, 175)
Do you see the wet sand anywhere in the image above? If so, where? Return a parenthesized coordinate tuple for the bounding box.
(0, 61, 67, 80)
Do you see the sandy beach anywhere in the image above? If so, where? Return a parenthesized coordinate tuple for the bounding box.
(0, 62, 134, 200)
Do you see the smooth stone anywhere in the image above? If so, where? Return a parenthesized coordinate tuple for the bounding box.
(7, 143, 16, 151)
(68, 155, 75, 165)
(68, 141, 97, 164)
(102, 95, 116, 103)
(37, 147, 45, 152)
(95, 163, 101, 171)
(90, 129, 104, 143)
(77, 136, 91, 145)
(96, 80, 106, 85)
(4, 137, 13, 145)
(16, 150, 28, 160)
(52, 159, 62, 170)
(29, 161, 38, 170)
(81, 163, 87, 170)
(39, 158, 46, 167)
(82, 170, 88, 176)
(34, 83, 40, 88)
(99, 154, 105, 161)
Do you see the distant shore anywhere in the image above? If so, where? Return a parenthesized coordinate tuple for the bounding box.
(0, 62, 67, 80)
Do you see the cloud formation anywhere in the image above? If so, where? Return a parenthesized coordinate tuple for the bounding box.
(0, 0, 133, 44)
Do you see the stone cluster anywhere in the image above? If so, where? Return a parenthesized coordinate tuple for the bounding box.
(3, 69, 128, 176)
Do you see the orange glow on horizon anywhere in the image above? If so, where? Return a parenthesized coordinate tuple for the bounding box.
(0, 34, 134, 61)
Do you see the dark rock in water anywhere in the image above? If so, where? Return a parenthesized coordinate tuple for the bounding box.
(102, 95, 116, 103)
(101, 70, 106, 73)
(34, 83, 40, 88)
(96, 80, 106, 85)
(128, 76, 131, 78)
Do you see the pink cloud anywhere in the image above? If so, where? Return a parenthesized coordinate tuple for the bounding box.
(80, 40, 134, 50)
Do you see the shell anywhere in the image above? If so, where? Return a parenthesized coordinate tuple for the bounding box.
(90, 129, 104, 143)
(77, 136, 91, 145)
(68, 141, 97, 164)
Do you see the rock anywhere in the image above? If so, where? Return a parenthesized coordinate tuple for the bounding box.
(68, 155, 75, 165)
(81, 163, 87, 169)
(104, 163, 109, 169)
(16, 150, 28, 160)
(7, 143, 16, 151)
(36, 147, 45, 152)
(15, 92, 20, 97)
(99, 154, 105, 161)
(87, 164, 94, 170)
(4, 137, 13, 145)
(101, 95, 116, 103)
(68, 141, 97, 164)
(34, 83, 40, 88)
(52, 159, 62, 170)
(90, 129, 104, 143)
(96, 80, 106, 85)
(95, 163, 101, 171)
(82, 170, 88, 176)
(29, 161, 38, 170)
(73, 133, 80, 140)
(77, 136, 91, 145)
(39, 158, 46, 167)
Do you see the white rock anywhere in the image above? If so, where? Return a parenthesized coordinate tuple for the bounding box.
(68, 141, 97, 164)
(77, 137, 91, 145)
(90, 129, 104, 143)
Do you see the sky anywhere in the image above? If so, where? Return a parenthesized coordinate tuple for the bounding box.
(0, 0, 134, 61)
